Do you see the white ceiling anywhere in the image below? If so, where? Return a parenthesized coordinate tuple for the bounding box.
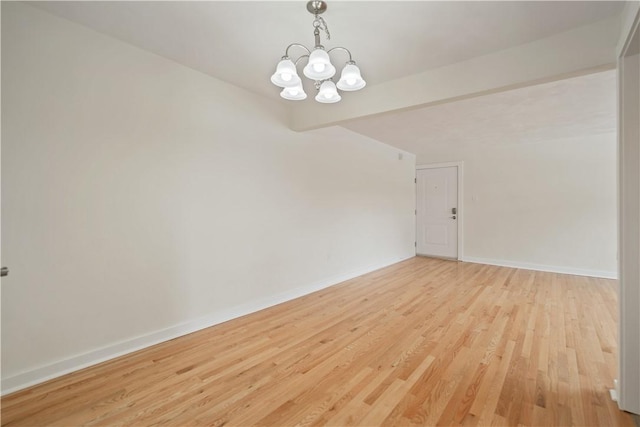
(343, 70, 616, 153)
(31, 1, 625, 101)
(29, 1, 621, 157)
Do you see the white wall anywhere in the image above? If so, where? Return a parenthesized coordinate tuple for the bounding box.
(0, 3, 416, 393)
(417, 134, 617, 277)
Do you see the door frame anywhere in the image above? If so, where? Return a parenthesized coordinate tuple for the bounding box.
(416, 161, 464, 261)
(617, 1, 640, 415)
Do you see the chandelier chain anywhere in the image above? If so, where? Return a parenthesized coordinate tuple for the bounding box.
(313, 16, 330, 41)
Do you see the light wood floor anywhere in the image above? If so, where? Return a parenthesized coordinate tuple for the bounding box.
(1, 257, 634, 426)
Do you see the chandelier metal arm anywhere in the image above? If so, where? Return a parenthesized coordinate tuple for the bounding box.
(294, 55, 310, 66)
(327, 46, 354, 64)
(284, 43, 311, 58)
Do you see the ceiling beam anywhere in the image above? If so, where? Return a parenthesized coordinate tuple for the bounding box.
(290, 15, 620, 132)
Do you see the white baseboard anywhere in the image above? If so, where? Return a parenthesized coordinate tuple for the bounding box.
(461, 256, 618, 279)
(1, 254, 414, 396)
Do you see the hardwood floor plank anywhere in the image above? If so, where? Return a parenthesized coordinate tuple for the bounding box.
(1, 257, 633, 426)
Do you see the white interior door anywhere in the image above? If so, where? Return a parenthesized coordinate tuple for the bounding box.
(416, 166, 458, 259)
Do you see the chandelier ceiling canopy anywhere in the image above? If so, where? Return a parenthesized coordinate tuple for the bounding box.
(270, 1, 366, 104)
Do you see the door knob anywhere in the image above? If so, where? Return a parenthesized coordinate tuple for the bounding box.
(1, 267, 8, 277)
(450, 216, 456, 219)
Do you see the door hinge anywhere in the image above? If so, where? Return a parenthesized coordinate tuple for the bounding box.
(414, 241, 417, 247)
(414, 178, 417, 184)
(415, 209, 417, 215)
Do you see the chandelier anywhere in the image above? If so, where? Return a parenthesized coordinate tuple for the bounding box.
(270, 1, 366, 103)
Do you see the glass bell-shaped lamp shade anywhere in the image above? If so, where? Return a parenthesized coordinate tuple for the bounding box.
(303, 49, 336, 80)
(336, 63, 366, 91)
(280, 83, 307, 101)
(271, 59, 301, 88)
(315, 81, 341, 103)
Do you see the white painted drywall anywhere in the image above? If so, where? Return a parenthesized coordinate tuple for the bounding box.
(292, 14, 621, 131)
(0, 3, 416, 393)
(416, 134, 617, 277)
(343, 70, 618, 278)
